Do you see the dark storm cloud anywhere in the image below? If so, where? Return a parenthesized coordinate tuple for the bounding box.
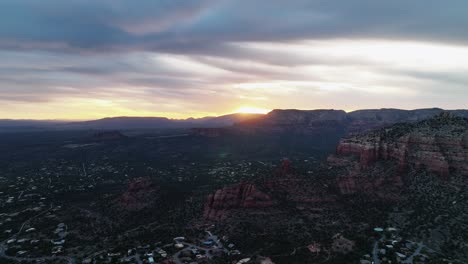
(1, 0, 468, 53)
(0, 0, 215, 51)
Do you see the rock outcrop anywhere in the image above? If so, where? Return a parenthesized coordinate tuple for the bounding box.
(118, 177, 160, 211)
(329, 114, 468, 195)
(203, 182, 275, 220)
(203, 160, 336, 221)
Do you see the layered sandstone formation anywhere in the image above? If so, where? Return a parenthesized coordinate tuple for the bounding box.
(204, 115, 467, 219)
(203, 160, 337, 220)
(203, 182, 275, 220)
(329, 114, 468, 195)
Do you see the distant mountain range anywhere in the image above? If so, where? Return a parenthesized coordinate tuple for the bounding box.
(236, 108, 468, 134)
(1, 108, 467, 132)
(0, 113, 262, 132)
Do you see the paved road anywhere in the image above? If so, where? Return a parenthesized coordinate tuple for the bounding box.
(372, 241, 381, 264)
(402, 243, 423, 264)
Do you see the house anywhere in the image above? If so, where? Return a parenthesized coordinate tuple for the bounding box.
(203, 240, 214, 246)
(51, 239, 65, 245)
(52, 246, 63, 254)
(17, 250, 28, 256)
(17, 238, 29, 243)
(175, 243, 184, 249)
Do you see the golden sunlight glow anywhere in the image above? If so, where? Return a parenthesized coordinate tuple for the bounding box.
(5, 39, 468, 120)
(235, 106, 271, 114)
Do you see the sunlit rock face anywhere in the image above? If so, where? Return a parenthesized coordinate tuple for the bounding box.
(329, 114, 468, 195)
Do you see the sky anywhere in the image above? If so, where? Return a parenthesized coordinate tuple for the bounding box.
(1, 0, 468, 120)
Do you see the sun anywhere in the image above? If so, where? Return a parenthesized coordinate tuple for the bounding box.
(235, 106, 271, 114)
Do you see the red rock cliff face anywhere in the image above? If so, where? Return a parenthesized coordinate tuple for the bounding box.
(336, 133, 468, 176)
(203, 160, 338, 221)
(203, 182, 275, 220)
(331, 116, 468, 195)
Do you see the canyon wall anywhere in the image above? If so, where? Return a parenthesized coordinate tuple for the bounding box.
(330, 115, 468, 195)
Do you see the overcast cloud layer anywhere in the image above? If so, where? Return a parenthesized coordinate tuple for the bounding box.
(1, 0, 467, 119)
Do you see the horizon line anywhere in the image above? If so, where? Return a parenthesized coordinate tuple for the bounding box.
(0, 107, 465, 122)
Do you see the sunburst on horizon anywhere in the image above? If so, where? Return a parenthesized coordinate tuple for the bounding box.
(234, 106, 271, 115)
